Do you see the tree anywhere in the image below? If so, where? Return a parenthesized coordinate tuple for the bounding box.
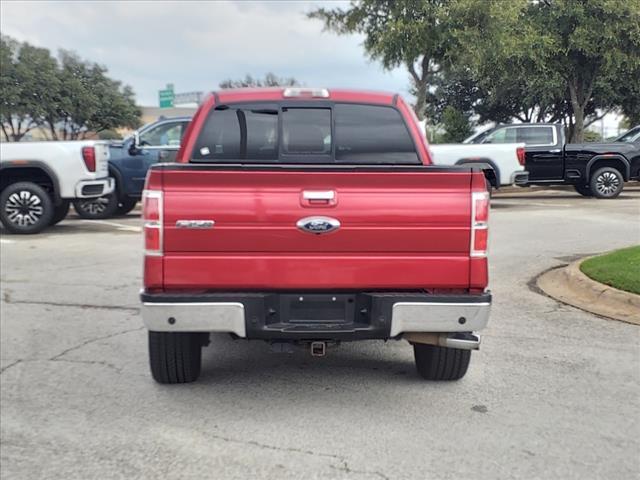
(44, 50, 140, 140)
(616, 63, 640, 126)
(439, 106, 473, 143)
(530, 0, 640, 141)
(0, 35, 140, 141)
(308, 1, 640, 141)
(309, 0, 453, 119)
(0, 37, 59, 141)
(583, 130, 603, 142)
(219, 73, 299, 89)
(453, 0, 640, 141)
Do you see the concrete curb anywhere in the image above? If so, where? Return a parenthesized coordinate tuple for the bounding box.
(494, 184, 640, 195)
(537, 257, 640, 325)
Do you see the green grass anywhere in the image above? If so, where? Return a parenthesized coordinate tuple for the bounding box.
(580, 245, 640, 295)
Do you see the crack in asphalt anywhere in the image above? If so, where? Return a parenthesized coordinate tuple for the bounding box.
(0, 278, 139, 290)
(0, 359, 22, 375)
(1, 327, 144, 376)
(2, 296, 139, 313)
(207, 430, 389, 480)
(49, 326, 144, 361)
(331, 461, 391, 480)
(50, 358, 122, 374)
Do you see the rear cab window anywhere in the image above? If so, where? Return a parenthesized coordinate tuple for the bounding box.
(484, 125, 556, 146)
(191, 102, 419, 164)
(484, 128, 517, 144)
(334, 104, 418, 164)
(516, 127, 555, 146)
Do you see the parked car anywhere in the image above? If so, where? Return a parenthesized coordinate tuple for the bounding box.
(475, 123, 640, 198)
(418, 121, 527, 188)
(430, 143, 528, 188)
(73, 117, 191, 219)
(140, 87, 492, 384)
(0, 140, 114, 234)
(615, 125, 640, 144)
(462, 126, 497, 144)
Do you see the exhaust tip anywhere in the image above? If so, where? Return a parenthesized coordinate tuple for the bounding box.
(442, 333, 481, 350)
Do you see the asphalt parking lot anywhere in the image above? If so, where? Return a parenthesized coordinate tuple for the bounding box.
(1, 187, 639, 480)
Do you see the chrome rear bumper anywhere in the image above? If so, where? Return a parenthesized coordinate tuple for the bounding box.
(142, 301, 246, 337)
(141, 291, 491, 348)
(390, 301, 490, 336)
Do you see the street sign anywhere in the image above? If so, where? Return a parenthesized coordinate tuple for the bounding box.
(174, 91, 204, 105)
(158, 84, 174, 108)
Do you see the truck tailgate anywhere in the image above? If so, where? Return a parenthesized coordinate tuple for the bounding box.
(158, 167, 474, 290)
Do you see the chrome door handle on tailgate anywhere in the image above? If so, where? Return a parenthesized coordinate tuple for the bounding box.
(301, 190, 337, 207)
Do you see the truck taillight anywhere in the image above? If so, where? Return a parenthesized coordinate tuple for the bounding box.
(516, 147, 526, 166)
(142, 190, 163, 256)
(471, 191, 489, 258)
(82, 146, 96, 172)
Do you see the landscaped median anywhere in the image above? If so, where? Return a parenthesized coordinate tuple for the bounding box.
(537, 246, 640, 325)
(580, 246, 640, 295)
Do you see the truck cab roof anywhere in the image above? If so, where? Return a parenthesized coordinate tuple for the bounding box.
(213, 87, 399, 106)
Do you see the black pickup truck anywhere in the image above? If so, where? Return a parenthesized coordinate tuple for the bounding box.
(475, 123, 640, 198)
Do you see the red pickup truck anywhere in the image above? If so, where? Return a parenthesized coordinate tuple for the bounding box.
(140, 88, 491, 384)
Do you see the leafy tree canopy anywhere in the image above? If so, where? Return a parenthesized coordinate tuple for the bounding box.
(440, 106, 474, 143)
(0, 35, 140, 141)
(309, 0, 640, 142)
(219, 73, 300, 89)
(309, 0, 452, 119)
(0, 37, 59, 141)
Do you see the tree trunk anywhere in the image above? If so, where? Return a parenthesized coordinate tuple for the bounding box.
(567, 82, 584, 143)
(413, 86, 428, 120)
(46, 120, 59, 141)
(407, 55, 432, 121)
(572, 106, 584, 143)
(0, 124, 10, 142)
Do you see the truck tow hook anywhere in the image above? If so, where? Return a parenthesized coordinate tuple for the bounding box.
(310, 341, 326, 357)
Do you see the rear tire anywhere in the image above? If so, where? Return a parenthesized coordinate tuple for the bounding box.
(574, 184, 593, 197)
(50, 200, 70, 225)
(0, 182, 54, 234)
(148, 332, 207, 384)
(590, 167, 624, 199)
(413, 343, 471, 380)
(115, 197, 138, 216)
(485, 179, 494, 198)
(73, 193, 119, 219)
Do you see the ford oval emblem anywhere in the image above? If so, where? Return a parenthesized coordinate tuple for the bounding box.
(296, 216, 341, 234)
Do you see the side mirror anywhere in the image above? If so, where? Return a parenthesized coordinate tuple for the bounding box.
(128, 128, 180, 154)
(128, 131, 141, 155)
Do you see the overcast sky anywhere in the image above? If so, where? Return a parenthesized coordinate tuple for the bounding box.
(1, 0, 410, 106)
(1, 0, 624, 134)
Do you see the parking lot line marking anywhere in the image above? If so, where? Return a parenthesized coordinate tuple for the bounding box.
(0, 238, 15, 244)
(79, 220, 142, 232)
(493, 201, 572, 208)
(526, 202, 572, 207)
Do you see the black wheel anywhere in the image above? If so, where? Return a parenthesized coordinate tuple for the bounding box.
(573, 184, 594, 197)
(0, 182, 54, 234)
(50, 200, 71, 225)
(115, 197, 138, 216)
(73, 193, 119, 219)
(590, 167, 624, 199)
(413, 343, 471, 381)
(148, 332, 207, 384)
(485, 178, 494, 198)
